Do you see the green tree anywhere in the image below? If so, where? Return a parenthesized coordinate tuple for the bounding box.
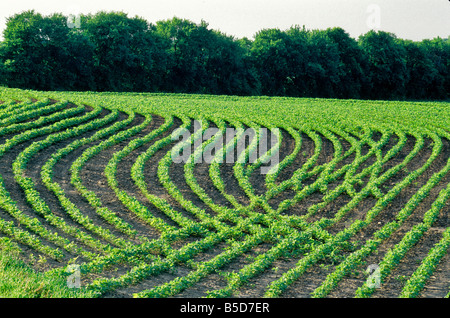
(401, 40, 438, 99)
(155, 17, 254, 95)
(251, 26, 347, 98)
(419, 37, 450, 99)
(303, 29, 341, 98)
(0, 10, 50, 89)
(0, 10, 447, 100)
(251, 27, 311, 96)
(0, 10, 95, 90)
(236, 37, 261, 95)
(358, 30, 408, 100)
(82, 11, 167, 92)
(205, 30, 256, 95)
(323, 27, 368, 99)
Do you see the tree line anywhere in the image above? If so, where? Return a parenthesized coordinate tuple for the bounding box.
(0, 10, 448, 100)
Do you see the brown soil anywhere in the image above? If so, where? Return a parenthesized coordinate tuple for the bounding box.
(0, 100, 448, 298)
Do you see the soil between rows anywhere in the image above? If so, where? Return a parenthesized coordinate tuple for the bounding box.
(0, 102, 448, 298)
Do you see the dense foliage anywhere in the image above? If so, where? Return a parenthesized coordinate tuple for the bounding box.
(0, 10, 448, 99)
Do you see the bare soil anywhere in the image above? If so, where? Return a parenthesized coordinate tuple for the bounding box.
(1, 101, 448, 298)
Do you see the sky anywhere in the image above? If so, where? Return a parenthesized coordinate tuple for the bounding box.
(0, 0, 449, 41)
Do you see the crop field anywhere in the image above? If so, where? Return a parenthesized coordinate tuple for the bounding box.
(0, 86, 448, 298)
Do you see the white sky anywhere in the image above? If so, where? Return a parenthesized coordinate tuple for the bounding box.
(0, 0, 449, 41)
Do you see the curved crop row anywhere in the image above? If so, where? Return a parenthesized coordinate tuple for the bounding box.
(0, 90, 447, 299)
